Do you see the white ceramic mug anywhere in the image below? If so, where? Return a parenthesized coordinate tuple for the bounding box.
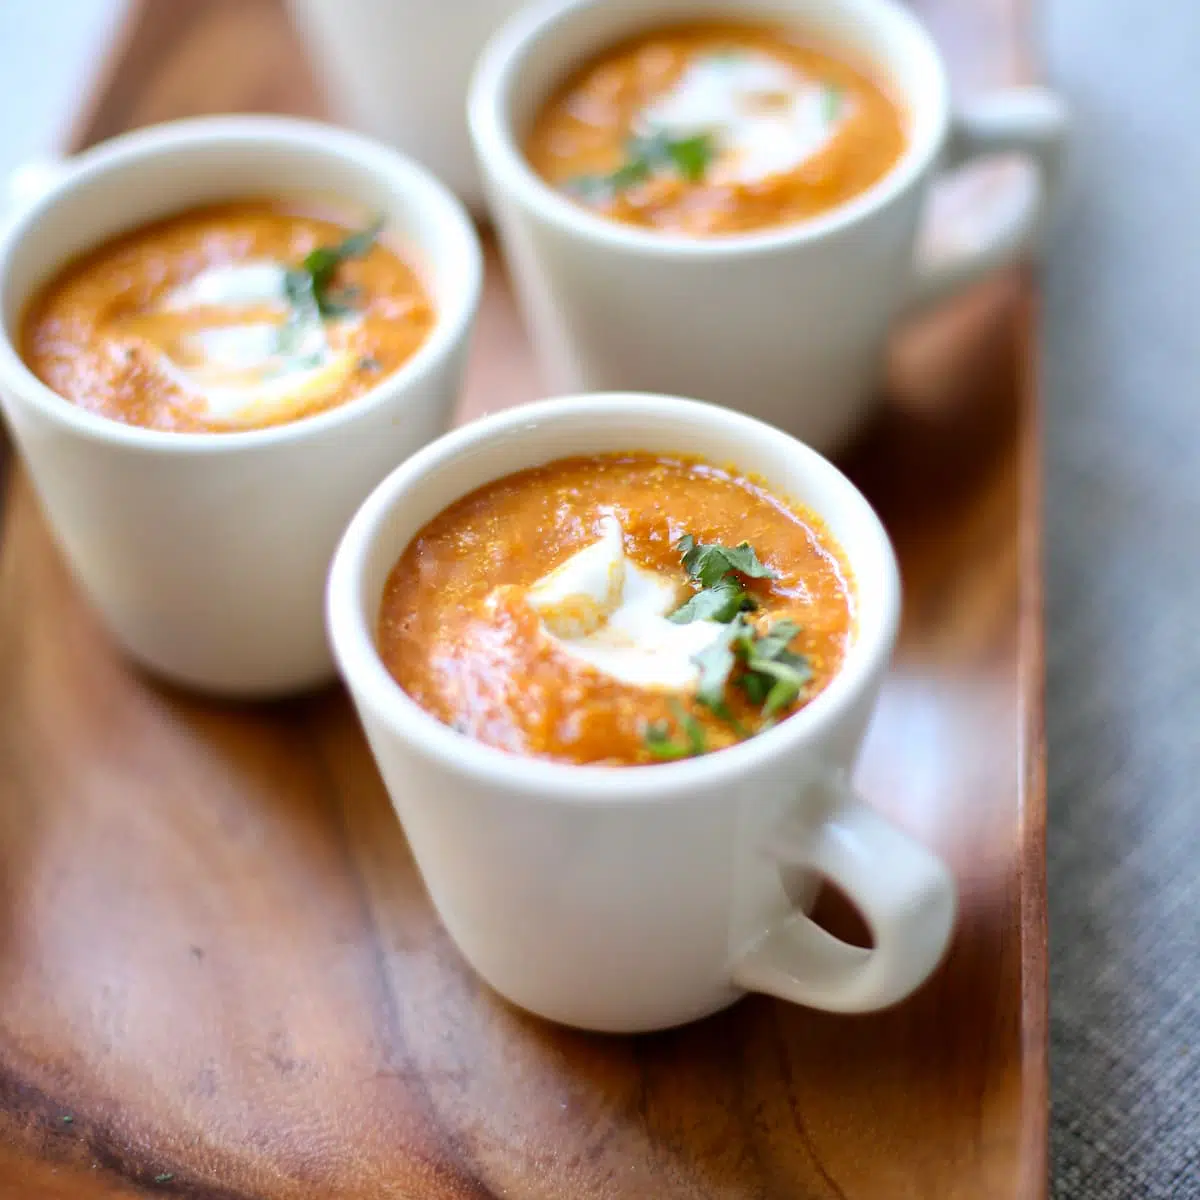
(288, 0, 528, 211)
(0, 116, 482, 698)
(328, 393, 956, 1033)
(468, 0, 1069, 453)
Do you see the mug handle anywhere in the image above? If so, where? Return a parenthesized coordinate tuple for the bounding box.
(904, 86, 1069, 317)
(731, 770, 956, 1013)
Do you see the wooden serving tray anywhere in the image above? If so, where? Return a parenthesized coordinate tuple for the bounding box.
(0, 1, 1046, 1196)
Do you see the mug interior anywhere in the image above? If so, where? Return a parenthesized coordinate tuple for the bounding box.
(472, 0, 949, 248)
(0, 116, 480, 445)
(330, 394, 901, 796)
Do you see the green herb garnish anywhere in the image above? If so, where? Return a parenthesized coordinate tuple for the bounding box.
(569, 130, 717, 201)
(669, 576, 755, 624)
(570, 168, 641, 204)
(821, 85, 844, 123)
(748, 617, 802, 662)
(669, 534, 776, 624)
(277, 216, 384, 354)
(666, 535, 813, 733)
(689, 612, 810, 727)
(739, 618, 812, 718)
(692, 622, 742, 715)
(658, 132, 714, 182)
(644, 724, 689, 760)
(644, 700, 708, 760)
(608, 156, 654, 192)
(289, 217, 384, 316)
(154, 1174, 175, 1185)
(678, 534, 775, 587)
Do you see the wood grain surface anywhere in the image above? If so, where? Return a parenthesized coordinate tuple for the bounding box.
(0, 1, 1046, 1196)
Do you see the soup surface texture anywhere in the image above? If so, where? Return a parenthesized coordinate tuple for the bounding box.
(525, 21, 907, 236)
(378, 453, 855, 766)
(21, 199, 434, 433)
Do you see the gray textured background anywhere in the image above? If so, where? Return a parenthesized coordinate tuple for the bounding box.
(0, 0, 1196, 1196)
(1043, 1, 1200, 1196)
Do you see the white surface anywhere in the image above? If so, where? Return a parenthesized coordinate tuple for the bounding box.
(469, 0, 1066, 455)
(0, 1, 126, 177)
(0, 117, 482, 697)
(327, 393, 953, 1032)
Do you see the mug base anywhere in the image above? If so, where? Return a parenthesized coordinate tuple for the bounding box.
(477, 971, 748, 1035)
(114, 635, 337, 701)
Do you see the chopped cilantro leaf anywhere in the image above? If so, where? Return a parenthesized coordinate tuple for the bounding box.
(669, 536, 814, 735)
(643, 701, 708, 760)
(753, 658, 811, 717)
(644, 722, 691, 760)
(750, 618, 802, 660)
(664, 132, 715, 182)
(677, 702, 708, 756)
(670, 535, 776, 624)
(691, 621, 743, 713)
(609, 155, 654, 192)
(298, 216, 384, 310)
(738, 618, 812, 718)
(739, 669, 772, 706)
(678, 535, 777, 588)
(568, 131, 716, 201)
(279, 214, 384, 348)
(669, 576, 754, 624)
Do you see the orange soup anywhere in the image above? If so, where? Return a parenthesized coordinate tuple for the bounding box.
(21, 199, 435, 433)
(525, 22, 907, 236)
(378, 453, 855, 766)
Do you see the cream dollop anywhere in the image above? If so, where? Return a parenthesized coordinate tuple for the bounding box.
(524, 517, 728, 690)
(141, 261, 357, 424)
(638, 51, 846, 185)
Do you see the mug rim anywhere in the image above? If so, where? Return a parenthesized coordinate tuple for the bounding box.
(0, 114, 483, 457)
(467, 0, 951, 260)
(327, 392, 901, 804)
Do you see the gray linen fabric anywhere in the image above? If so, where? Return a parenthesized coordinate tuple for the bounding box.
(1043, 1, 1200, 1195)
